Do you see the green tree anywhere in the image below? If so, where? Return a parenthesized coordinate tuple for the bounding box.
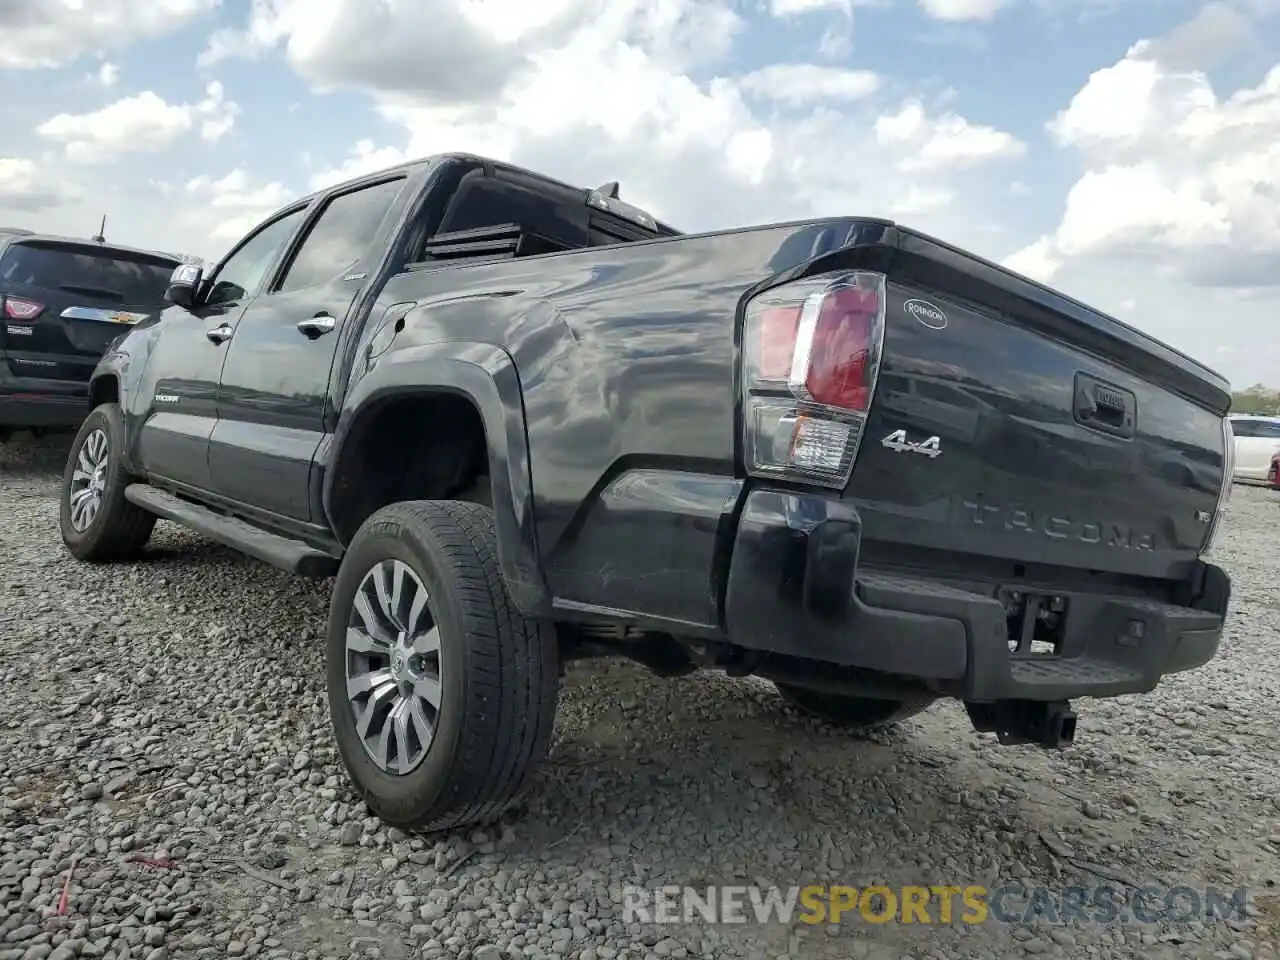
(1230, 383, 1280, 415)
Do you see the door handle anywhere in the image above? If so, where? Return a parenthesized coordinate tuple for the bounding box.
(297, 313, 336, 339)
(207, 324, 233, 344)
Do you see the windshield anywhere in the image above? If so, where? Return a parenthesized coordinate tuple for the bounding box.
(0, 241, 178, 305)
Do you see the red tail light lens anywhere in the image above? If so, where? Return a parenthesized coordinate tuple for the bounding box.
(3, 296, 44, 321)
(744, 274, 883, 412)
(805, 285, 878, 411)
(741, 271, 886, 488)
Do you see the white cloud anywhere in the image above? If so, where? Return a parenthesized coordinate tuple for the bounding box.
(309, 140, 411, 192)
(0, 0, 219, 69)
(97, 62, 121, 87)
(1001, 235, 1060, 281)
(36, 82, 239, 163)
(770, 0, 894, 14)
(817, 25, 854, 59)
(0, 158, 77, 213)
(214, 0, 1023, 253)
(737, 64, 881, 106)
(918, 0, 1007, 20)
(1143, 1, 1253, 71)
(889, 185, 955, 217)
(205, 0, 744, 99)
(198, 0, 594, 100)
(770, 0, 852, 14)
(875, 98, 1027, 171)
(1005, 30, 1280, 289)
(184, 169, 295, 250)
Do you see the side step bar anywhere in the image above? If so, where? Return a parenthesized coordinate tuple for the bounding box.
(124, 484, 341, 578)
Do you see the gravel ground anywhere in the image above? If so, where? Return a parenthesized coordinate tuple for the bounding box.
(2, 432, 1278, 960)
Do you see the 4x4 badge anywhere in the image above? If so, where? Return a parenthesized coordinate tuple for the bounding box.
(882, 429, 941, 458)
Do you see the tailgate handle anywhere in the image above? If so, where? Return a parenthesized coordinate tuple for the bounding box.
(1073, 373, 1135, 440)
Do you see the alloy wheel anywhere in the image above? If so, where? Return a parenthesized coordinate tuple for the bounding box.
(68, 428, 109, 532)
(344, 559, 444, 775)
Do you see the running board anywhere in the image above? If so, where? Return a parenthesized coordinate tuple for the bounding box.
(123, 484, 341, 578)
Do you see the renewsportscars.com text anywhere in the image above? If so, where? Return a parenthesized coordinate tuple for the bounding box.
(621, 884, 1249, 926)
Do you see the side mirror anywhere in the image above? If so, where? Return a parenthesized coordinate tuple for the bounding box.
(164, 263, 203, 309)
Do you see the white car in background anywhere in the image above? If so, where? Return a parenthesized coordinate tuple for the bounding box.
(1228, 414, 1280, 483)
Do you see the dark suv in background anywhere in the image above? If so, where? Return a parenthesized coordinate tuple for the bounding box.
(0, 234, 181, 440)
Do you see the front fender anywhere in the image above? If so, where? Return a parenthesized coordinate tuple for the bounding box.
(88, 326, 157, 475)
(327, 340, 549, 617)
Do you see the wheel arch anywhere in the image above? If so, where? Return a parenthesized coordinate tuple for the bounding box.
(88, 373, 120, 409)
(326, 342, 549, 617)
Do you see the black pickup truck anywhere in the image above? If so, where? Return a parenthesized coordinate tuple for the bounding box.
(58, 152, 1234, 832)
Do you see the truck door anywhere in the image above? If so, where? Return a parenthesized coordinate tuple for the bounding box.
(137, 207, 308, 492)
(208, 174, 409, 522)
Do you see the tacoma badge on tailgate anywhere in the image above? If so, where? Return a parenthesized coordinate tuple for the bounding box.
(959, 495, 1156, 551)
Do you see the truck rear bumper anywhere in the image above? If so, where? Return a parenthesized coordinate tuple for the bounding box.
(0, 365, 88, 430)
(723, 489, 1229, 702)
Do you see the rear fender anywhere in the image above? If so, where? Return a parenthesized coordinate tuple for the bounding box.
(327, 340, 549, 616)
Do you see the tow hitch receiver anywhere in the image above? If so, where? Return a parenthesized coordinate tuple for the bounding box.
(964, 699, 1077, 748)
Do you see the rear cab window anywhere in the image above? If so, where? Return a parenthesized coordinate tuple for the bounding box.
(0, 241, 178, 306)
(419, 166, 680, 263)
(433, 171, 590, 252)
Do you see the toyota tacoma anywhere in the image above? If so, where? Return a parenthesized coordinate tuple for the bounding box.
(57, 152, 1234, 832)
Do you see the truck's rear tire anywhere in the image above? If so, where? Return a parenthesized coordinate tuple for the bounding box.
(59, 403, 156, 561)
(326, 499, 559, 832)
(774, 682, 933, 730)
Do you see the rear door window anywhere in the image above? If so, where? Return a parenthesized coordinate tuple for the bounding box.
(0, 242, 177, 306)
(275, 178, 406, 293)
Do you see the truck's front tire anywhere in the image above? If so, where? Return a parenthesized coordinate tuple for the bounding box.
(326, 500, 559, 832)
(59, 403, 156, 561)
(774, 682, 933, 730)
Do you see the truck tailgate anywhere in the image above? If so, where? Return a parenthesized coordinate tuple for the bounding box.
(849, 229, 1229, 583)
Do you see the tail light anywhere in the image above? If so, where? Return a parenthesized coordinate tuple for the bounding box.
(3, 296, 44, 321)
(741, 270, 886, 488)
(1200, 417, 1234, 556)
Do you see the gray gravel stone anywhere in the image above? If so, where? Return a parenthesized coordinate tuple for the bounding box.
(0, 434, 1273, 960)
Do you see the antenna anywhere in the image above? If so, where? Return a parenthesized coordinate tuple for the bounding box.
(90, 215, 106, 243)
